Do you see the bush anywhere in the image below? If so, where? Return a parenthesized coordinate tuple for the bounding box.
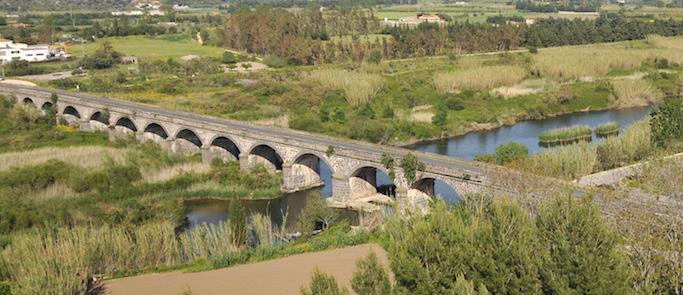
(494, 142, 528, 165)
(351, 252, 392, 295)
(264, 55, 286, 68)
(537, 196, 633, 294)
(300, 269, 349, 295)
(1, 60, 45, 76)
(445, 96, 465, 111)
(529, 46, 539, 54)
(0, 282, 9, 295)
(650, 99, 683, 147)
(655, 58, 669, 69)
(49, 78, 79, 90)
(366, 49, 383, 65)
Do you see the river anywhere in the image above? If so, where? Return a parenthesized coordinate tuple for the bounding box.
(408, 106, 652, 160)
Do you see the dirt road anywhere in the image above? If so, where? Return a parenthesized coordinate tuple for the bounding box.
(105, 244, 389, 295)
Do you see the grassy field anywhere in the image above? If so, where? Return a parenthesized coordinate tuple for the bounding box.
(69, 34, 226, 61)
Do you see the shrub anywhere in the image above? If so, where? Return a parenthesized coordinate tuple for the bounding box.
(400, 153, 425, 183)
(8, 104, 41, 131)
(537, 196, 634, 294)
(650, 99, 683, 147)
(222, 51, 237, 64)
(528, 46, 538, 54)
(366, 49, 383, 65)
(300, 269, 349, 295)
(351, 252, 392, 295)
(264, 55, 286, 68)
(494, 142, 528, 165)
(0, 282, 9, 295)
(385, 199, 541, 294)
(655, 58, 669, 69)
(49, 78, 79, 90)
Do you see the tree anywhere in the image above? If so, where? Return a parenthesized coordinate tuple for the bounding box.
(432, 104, 448, 129)
(301, 269, 349, 295)
(229, 200, 248, 246)
(536, 196, 634, 294)
(296, 196, 338, 236)
(351, 252, 392, 295)
(9, 103, 41, 131)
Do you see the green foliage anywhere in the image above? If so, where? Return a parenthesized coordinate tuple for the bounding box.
(400, 153, 425, 184)
(0, 281, 9, 295)
(386, 198, 541, 294)
(79, 48, 121, 70)
(494, 142, 528, 165)
(381, 153, 396, 180)
(366, 49, 383, 65)
(536, 196, 634, 294)
(229, 200, 248, 246)
(296, 196, 339, 236)
(453, 274, 490, 295)
(301, 269, 349, 295)
(264, 55, 286, 68)
(222, 51, 237, 64)
(1, 60, 46, 77)
(432, 104, 448, 129)
(650, 99, 683, 147)
(473, 154, 496, 164)
(351, 252, 392, 295)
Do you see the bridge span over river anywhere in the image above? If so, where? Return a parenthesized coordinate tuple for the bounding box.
(1, 84, 507, 207)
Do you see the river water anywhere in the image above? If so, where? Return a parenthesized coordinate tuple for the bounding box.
(408, 106, 652, 160)
(186, 106, 652, 228)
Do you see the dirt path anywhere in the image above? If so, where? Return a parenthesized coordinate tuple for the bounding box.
(105, 244, 389, 295)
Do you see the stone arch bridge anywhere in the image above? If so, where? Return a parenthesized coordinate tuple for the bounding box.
(2, 85, 506, 208)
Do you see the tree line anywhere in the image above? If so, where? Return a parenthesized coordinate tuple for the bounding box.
(219, 9, 683, 65)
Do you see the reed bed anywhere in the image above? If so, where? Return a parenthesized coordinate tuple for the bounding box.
(308, 69, 383, 106)
(515, 142, 598, 180)
(532, 37, 683, 80)
(595, 121, 620, 137)
(538, 125, 593, 145)
(611, 79, 662, 108)
(596, 119, 652, 170)
(0, 146, 126, 172)
(0, 221, 239, 295)
(433, 65, 526, 93)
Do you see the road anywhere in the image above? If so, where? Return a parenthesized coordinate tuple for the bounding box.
(104, 244, 389, 295)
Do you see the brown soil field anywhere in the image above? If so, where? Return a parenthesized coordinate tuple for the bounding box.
(105, 243, 389, 295)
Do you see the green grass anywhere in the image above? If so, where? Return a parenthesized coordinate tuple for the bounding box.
(70, 34, 226, 61)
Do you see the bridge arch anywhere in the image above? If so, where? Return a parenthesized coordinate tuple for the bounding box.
(175, 128, 203, 147)
(209, 135, 241, 160)
(22, 97, 36, 107)
(291, 152, 334, 197)
(143, 122, 169, 140)
(114, 117, 138, 133)
(41, 101, 54, 112)
(249, 144, 283, 171)
(411, 177, 461, 203)
(349, 165, 396, 199)
(89, 111, 110, 125)
(62, 106, 81, 118)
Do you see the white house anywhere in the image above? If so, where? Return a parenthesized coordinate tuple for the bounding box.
(0, 38, 51, 63)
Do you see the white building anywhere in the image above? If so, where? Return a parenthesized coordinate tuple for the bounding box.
(0, 39, 51, 63)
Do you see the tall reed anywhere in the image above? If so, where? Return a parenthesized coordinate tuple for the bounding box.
(308, 69, 383, 106)
(433, 65, 526, 93)
(515, 142, 597, 180)
(0, 221, 239, 295)
(596, 119, 652, 170)
(611, 80, 661, 108)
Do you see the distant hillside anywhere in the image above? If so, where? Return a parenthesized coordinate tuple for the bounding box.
(0, 0, 225, 11)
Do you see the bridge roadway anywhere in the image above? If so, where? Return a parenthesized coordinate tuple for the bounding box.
(1, 84, 501, 205)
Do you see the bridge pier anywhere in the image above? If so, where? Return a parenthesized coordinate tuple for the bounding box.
(239, 153, 250, 170)
(78, 119, 91, 132)
(332, 174, 352, 203)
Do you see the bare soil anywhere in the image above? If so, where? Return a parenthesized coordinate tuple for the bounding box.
(104, 243, 389, 295)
